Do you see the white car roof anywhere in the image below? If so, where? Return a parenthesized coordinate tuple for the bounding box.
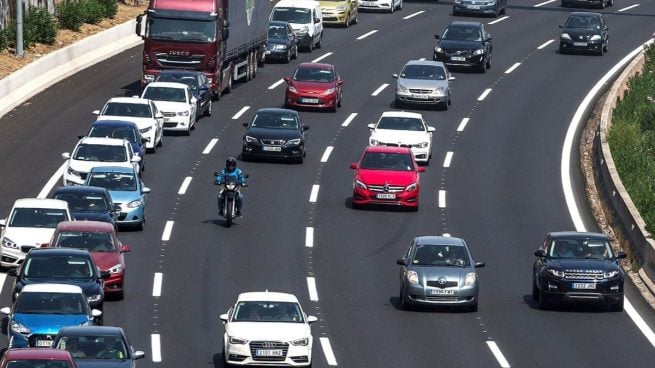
(22, 283, 83, 294)
(380, 111, 424, 119)
(145, 82, 189, 90)
(12, 198, 70, 210)
(275, 0, 318, 9)
(105, 97, 151, 105)
(77, 136, 127, 146)
(237, 291, 300, 303)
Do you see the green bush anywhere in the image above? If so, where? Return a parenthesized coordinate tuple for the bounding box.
(0, 27, 7, 51)
(98, 0, 118, 18)
(57, 0, 84, 31)
(22, 6, 57, 47)
(83, 0, 105, 25)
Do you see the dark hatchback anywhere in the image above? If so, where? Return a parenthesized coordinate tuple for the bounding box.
(52, 326, 145, 367)
(532, 231, 626, 311)
(53, 186, 118, 226)
(155, 69, 212, 118)
(559, 12, 608, 55)
(266, 20, 299, 63)
(433, 21, 492, 72)
(241, 108, 308, 163)
(84, 120, 147, 171)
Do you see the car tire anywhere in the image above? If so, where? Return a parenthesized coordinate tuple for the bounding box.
(399, 289, 410, 310)
(439, 101, 448, 111)
(486, 56, 492, 69)
(532, 277, 539, 300)
(205, 99, 212, 117)
(479, 62, 486, 73)
(307, 38, 314, 52)
(344, 13, 350, 28)
(116, 290, 124, 301)
(398, 0, 403, 10)
(136, 216, 145, 231)
(389, 2, 394, 13)
(353, 12, 358, 24)
(610, 297, 624, 312)
(285, 50, 291, 64)
(293, 46, 299, 59)
(537, 288, 550, 310)
(467, 303, 478, 313)
(394, 99, 404, 109)
(157, 134, 163, 148)
(337, 93, 342, 108)
(316, 33, 322, 49)
(559, 44, 566, 54)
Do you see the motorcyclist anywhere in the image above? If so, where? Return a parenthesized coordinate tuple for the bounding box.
(215, 157, 247, 217)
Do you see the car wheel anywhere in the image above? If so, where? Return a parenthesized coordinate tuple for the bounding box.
(532, 277, 539, 300)
(337, 92, 342, 107)
(394, 99, 404, 109)
(389, 2, 394, 13)
(204, 99, 212, 117)
(307, 38, 314, 52)
(285, 50, 291, 63)
(316, 33, 322, 49)
(398, 0, 403, 10)
(353, 12, 358, 24)
(479, 62, 486, 73)
(537, 288, 550, 310)
(344, 13, 350, 28)
(439, 101, 448, 111)
(610, 297, 624, 312)
(486, 56, 492, 69)
(603, 39, 608, 52)
(293, 46, 299, 59)
(116, 290, 124, 301)
(467, 303, 478, 312)
(136, 216, 145, 231)
(399, 289, 410, 310)
(157, 134, 163, 147)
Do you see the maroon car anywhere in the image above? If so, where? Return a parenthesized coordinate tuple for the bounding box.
(0, 348, 76, 368)
(47, 221, 131, 299)
(284, 62, 343, 112)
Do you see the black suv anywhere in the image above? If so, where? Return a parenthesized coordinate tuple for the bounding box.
(532, 232, 626, 311)
(8, 248, 109, 323)
(433, 21, 492, 73)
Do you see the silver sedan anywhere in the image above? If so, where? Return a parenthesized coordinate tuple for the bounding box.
(393, 60, 455, 111)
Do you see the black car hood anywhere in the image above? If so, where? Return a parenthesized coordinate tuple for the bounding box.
(245, 127, 302, 140)
(437, 39, 484, 51)
(268, 38, 291, 46)
(548, 258, 620, 272)
(72, 211, 112, 223)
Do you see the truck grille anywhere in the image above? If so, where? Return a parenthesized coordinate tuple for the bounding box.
(155, 53, 204, 68)
(564, 269, 604, 280)
(249, 341, 288, 362)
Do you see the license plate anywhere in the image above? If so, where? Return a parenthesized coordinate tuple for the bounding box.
(469, 5, 480, 9)
(262, 146, 281, 152)
(451, 56, 466, 61)
(36, 340, 52, 347)
(301, 98, 319, 104)
(256, 349, 283, 357)
(163, 118, 171, 122)
(572, 283, 596, 290)
(573, 42, 587, 47)
(265, 50, 271, 54)
(411, 94, 429, 100)
(430, 289, 455, 295)
(376, 193, 396, 199)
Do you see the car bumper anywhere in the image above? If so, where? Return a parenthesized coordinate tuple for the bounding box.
(265, 48, 290, 60)
(352, 187, 419, 208)
(403, 283, 479, 306)
(395, 91, 447, 106)
(295, 34, 313, 48)
(1, 246, 35, 268)
(162, 116, 192, 131)
(103, 272, 125, 294)
(434, 53, 485, 69)
(242, 143, 304, 161)
(539, 276, 623, 305)
(286, 92, 337, 111)
(453, 4, 498, 15)
(225, 342, 312, 367)
(359, 1, 392, 10)
(322, 12, 349, 25)
(116, 205, 145, 226)
(559, 39, 603, 53)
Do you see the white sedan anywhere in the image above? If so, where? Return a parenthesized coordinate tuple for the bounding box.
(368, 111, 435, 164)
(61, 137, 141, 186)
(140, 82, 197, 135)
(220, 291, 317, 367)
(93, 97, 164, 153)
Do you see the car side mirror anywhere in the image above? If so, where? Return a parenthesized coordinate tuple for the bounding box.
(616, 251, 627, 259)
(367, 123, 375, 129)
(0, 307, 10, 315)
(91, 309, 103, 317)
(142, 187, 151, 194)
(133, 351, 146, 360)
(417, 167, 426, 173)
(112, 204, 121, 212)
(284, 76, 291, 83)
(220, 313, 229, 323)
(474, 262, 485, 268)
(62, 152, 71, 160)
(0, 219, 6, 227)
(307, 315, 318, 323)
(132, 156, 142, 163)
(121, 244, 132, 253)
(396, 258, 408, 266)
(392, 74, 399, 79)
(337, 80, 344, 85)
(155, 113, 164, 119)
(242, 122, 248, 127)
(191, 97, 198, 104)
(92, 110, 100, 116)
(100, 271, 111, 279)
(303, 125, 310, 131)
(350, 163, 358, 169)
(448, 75, 456, 81)
(141, 137, 149, 143)
(558, 25, 563, 29)
(427, 126, 436, 132)
(534, 249, 546, 258)
(7, 268, 18, 277)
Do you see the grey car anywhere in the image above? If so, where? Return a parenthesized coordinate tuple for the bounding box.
(393, 60, 455, 110)
(397, 236, 484, 311)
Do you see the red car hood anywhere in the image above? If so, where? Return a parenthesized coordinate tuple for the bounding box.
(291, 80, 334, 94)
(357, 169, 418, 186)
(91, 251, 122, 270)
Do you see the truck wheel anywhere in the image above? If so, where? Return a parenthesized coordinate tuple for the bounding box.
(252, 51, 258, 79)
(246, 52, 253, 81)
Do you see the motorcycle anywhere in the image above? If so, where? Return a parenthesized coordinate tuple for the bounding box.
(214, 172, 248, 227)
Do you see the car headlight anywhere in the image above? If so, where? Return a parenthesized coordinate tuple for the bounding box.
(288, 86, 298, 93)
(336, 4, 346, 11)
(473, 48, 485, 56)
(405, 183, 417, 192)
(604, 270, 620, 278)
(290, 337, 309, 346)
(1, 237, 17, 249)
(127, 199, 143, 208)
(464, 272, 477, 287)
(229, 336, 248, 345)
(274, 44, 287, 50)
(434, 46, 443, 53)
(323, 88, 335, 95)
(244, 135, 258, 143)
(417, 142, 429, 148)
(369, 138, 379, 146)
(407, 270, 419, 285)
(88, 294, 102, 303)
(10, 321, 30, 334)
(590, 35, 601, 41)
(177, 110, 190, 116)
(433, 87, 445, 95)
(144, 74, 155, 83)
(108, 263, 123, 274)
(355, 180, 367, 190)
(299, 26, 309, 34)
(286, 138, 301, 145)
(546, 268, 564, 277)
(67, 167, 80, 177)
(561, 33, 571, 40)
(140, 126, 152, 133)
(397, 84, 408, 93)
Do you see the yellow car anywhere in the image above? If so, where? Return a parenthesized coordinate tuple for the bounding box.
(319, 0, 358, 27)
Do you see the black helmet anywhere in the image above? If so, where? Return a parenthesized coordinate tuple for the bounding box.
(225, 157, 237, 172)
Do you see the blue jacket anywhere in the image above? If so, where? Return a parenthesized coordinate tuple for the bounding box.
(215, 167, 246, 186)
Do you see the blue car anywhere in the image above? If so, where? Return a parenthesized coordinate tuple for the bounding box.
(53, 185, 119, 226)
(1, 283, 101, 348)
(84, 120, 148, 172)
(84, 166, 150, 230)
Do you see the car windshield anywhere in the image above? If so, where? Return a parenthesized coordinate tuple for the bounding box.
(232, 301, 304, 323)
(14, 292, 87, 315)
(271, 8, 311, 24)
(146, 17, 216, 42)
(156, 75, 198, 90)
(86, 172, 137, 192)
(55, 231, 115, 252)
(548, 238, 614, 260)
(88, 126, 138, 144)
(442, 26, 483, 41)
(411, 244, 471, 267)
(360, 152, 414, 171)
(377, 117, 425, 131)
(293, 67, 333, 83)
(565, 15, 601, 29)
(6, 360, 73, 368)
(400, 64, 446, 80)
(72, 144, 127, 162)
(268, 25, 288, 39)
(9, 208, 68, 228)
(142, 86, 187, 103)
(55, 335, 128, 360)
(55, 193, 108, 212)
(102, 102, 152, 118)
(23, 255, 95, 280)
(251, 113, 299, 129)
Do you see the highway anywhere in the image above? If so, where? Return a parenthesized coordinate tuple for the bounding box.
(1, 0, 655, 366)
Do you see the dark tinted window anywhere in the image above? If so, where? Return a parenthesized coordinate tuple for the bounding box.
(72, 144, 127, 162)
(233, 301, 303, 323)
(360, 152, 413, 171)
(442, 25, 482, 41)
(55, 193, 108, 212)
(252, 113, 299, 129)
(411, 244, 471, 267)
(86, 172, 137, 192)
(55, 231, 115, 252)
(23, 255, 95, 279)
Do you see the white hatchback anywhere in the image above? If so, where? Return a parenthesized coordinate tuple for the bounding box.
(140, 82, 197, 135)
(61, 137, 141, 186)
(368, 111, 435, 164)
(220, 291, 317, 367)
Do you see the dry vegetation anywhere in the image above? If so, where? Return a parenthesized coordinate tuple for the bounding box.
(0, 2, 146, 80)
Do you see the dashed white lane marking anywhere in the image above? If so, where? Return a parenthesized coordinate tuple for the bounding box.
(162, 221, 174, 241)
(178, 177, 192, 195)
(38, 162, 67, 199)
(232, 106, 250, 120)
(202, 138, 218, 155)
(309, 185, 320, 203)
(478, 88, 492, 101)
(341, 113, 358, 127)
(438, 190, 446, 208)
(504, 62, 521, 74)
(152, 273, 163, 297)
(487, 341, 511, 368)
(312, 52, 333, 63)
(321, 146, 334, 163)
(488, 16, 509, 25)
(443, 152, 454, 168)
(534, 0, 556, 6)
(268, 79, 285, 90)
(305, 227, 314, 248)
(307, 277, 319, 301)
(618, 3, 640, 11)
(151, 334, 162, 362)
(457, 118, 470, 132)
(320, 337, 338, 366)
(371, 84, 389, 96)
(403, 10, 424, 19)
(357, 30, 378, 40)
(537, 39, 555, 50)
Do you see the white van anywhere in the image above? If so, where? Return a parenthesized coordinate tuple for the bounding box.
(270, 0, 323, 51)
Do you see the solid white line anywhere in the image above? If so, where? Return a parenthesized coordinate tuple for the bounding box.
(319, 337, 338, 366)
(309, 185, 320, 203)
(151, 334, 162, 362)
(505, 62, 521, 74)
(312, 52, 333, 63)
(268, 79, 285, 90)
(537, 39, 555, 50)
(438, 190, 446, 208)
(457, 118, 470, 132)
(202, 138, 218, 155)
(152, 273, 163, 297)
(487, 341, 511, 368)
(488, 16, 509, 25)
(341, 113, 358, 127)
(321, 146, 334, 163)
(534, 0, 556, 7)
(232, 106, 250, 120)
(307, 277, 319, 301)
(357, 30, 378, 40)
(305, 227, 314, 248)
(178, 177, 192, 195)
(162, 221, 174, 241)
(443, 152, 454, 168)
(625, 298, 655, 347)
(618, 3, 640, 12)
(38, 162, 67, 198)
(478, 88, 492, 101)
(371, 84, 389, 96)
(403, 11, 425, 19)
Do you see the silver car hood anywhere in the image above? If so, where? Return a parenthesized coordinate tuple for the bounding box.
(397, 78, 449, 91)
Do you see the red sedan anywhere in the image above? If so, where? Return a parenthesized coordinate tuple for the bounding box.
(350, 146, 425, 210)
(0, 348, 76, 367)
(284, 62, 343, 112)
(47, 221, 131, 299)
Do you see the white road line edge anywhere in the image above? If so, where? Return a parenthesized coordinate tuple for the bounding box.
(478, 88, 492, 101)
(309, 185, 320, 203)
(618, 3, 640, 12)
(152, 273, 163, 297)
(371, 84, 389, 96)
(162, 221, 174, 242)
(342, 113, 357, 127)
(488, 16, 509, 25)
(312, 52, 333, 63)
(534, 0, 556, 7)
(202, 138, 218, 155)
(232, 106, 250, 120)
(505, 62, 521, 74)
(178, 177, 192, 195)
(403, 10, 424, 19)
(320, 337, 338, 366)
(438, 190, 446, 208)
(443, 151, 454, 168)
(457, 118, 470, 132)
(357, 30, 378, 40)
(38, 162, 67, 199)
(487, 341, 511, 368)
(321, 146, 334, 163)
(537, 39, 555, 50)
(151, 334, 162, 362)
(307, 277, 319, 301)
(305, 227, 314, 248)
(268, 79, 285, 90)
